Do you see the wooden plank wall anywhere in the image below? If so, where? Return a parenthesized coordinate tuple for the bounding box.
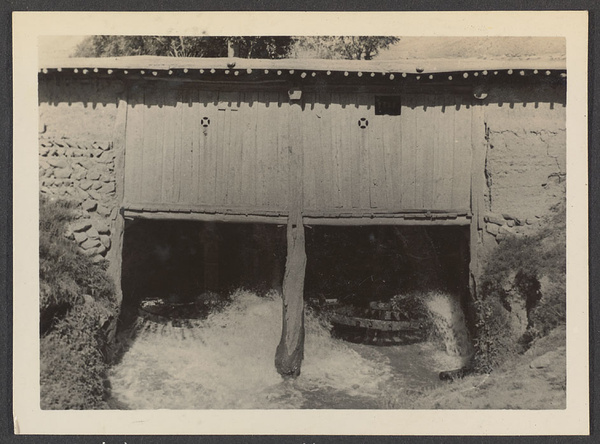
(124, 84, 473, 214)
(124, 85, 289, 210)
(299, 92, 473, 212)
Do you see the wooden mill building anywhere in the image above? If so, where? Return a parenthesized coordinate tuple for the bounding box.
(38, 55, 567, 375)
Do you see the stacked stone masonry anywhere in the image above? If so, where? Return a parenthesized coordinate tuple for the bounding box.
(39, 137, 118, 264)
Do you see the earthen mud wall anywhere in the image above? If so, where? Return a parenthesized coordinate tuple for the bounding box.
(481, 82, 566, 244)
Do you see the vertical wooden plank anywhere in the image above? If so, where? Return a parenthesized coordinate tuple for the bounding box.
(277, 92, 290, 210)
(420, 94, 435, 209)
(141, 86, 159, 203)
(469, 101, 487, 300)
(222, 91, 236, 205)
(202, 89, 218, 206)
(430, 94, 443, 210)
(214, 91, 227, 205)
(331, 92, 343, 209)
(452, 94, 473, 210)
(179, 88, 195, 204)
(435, 94, 455, 210)
(302, 93, 316, 210)
(325, 91, 339, 209)
(471, 102, 487, 229)
(356, 94, 371, 209)
(161, 87, 176, 203)
(255, 91, 267, 208)
(363, 93, 386, 209)
(153, 86, 166, 204)
(263, 91, 278, 208)
(172, 89, 183, 203)
(348, 93, 361, 209)
(337, 93, 352, 210)
(400, 94, 417, 209)
(240, 91, 255, 207)
(227, 91, 244, 206)
(196, 89, 210, 205)
(414, 94, 424, 209)
(189, 87, 200, 204)
(386, 102, 402, 209)
(123, 85, 144, 204)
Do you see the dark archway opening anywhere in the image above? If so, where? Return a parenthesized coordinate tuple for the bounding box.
(117, 219, 471, 346)
(303, 225, 471, 345)
(304, 225, 470, 305)
(118, 219, 286, 329)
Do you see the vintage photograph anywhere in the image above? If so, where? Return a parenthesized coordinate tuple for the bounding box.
(11, 10, 589, 436)
(36, 34, 568, 410)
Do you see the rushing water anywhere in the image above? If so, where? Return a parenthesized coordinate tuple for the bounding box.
(108, 290, 471, 409)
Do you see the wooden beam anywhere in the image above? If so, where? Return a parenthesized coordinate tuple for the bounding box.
(123, 209, 287, 225)
(105, 89, 128, 358)
(304, 216, 470, 226)
(275, 95, 306, 378)
(469, 101, 488, 299)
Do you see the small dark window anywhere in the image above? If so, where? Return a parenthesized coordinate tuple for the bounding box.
(375, 96, 402, 116)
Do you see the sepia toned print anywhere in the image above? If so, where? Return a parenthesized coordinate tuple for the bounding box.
(37, 35, 567, 410)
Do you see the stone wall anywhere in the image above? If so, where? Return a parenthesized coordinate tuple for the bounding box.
(39, 77, 123, 268)
(39, 138, 118, 263)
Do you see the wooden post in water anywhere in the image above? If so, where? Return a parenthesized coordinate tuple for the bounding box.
(275, 88, 306, 378)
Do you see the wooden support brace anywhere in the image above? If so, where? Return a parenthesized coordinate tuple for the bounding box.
(469, 102, 488, 300)
(275, 96, 306, 378)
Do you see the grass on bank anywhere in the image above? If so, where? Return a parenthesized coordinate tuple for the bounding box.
(39, 196, 118, 409)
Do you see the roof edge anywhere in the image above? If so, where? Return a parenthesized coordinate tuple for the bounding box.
(39, 55, 566, 75)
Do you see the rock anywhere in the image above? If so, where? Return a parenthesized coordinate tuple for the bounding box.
(87, 170, 102, 180)
(76, 159, 92, 169)
(54, 168, 73, 179)
(87, 189, 102, 201)
(498, 226, 512, 236)
(83, 247, 99, 257)
(47, 158, 68, 168)
(507, 219, 515, 227)
(529, 349, 563, 369)
(96, 243, 107, 255)
(486, 223, 499, 236)
(79, 180, 93, 191)
(82, 200, 97, 212)
(101, 182, 116, 194)
(81, 238, 101, 250)
(92, 181, 103, 190)
(95, 220, 111, 234)
(99, 234, 111, 249)
(484, 212, 505, 226)
(73, 231, 87, 244)
(72, 220, 92, 232)
(83, 294, 94, 304)
(526, 218, 536, 225)
(95, 142, 112, 151)
(72, 169, 87, 180)
(86, 226, 100, 239)
(97, 205, 111, 217)
(39, 147, 49, 156)
(91, 255, 105, 264)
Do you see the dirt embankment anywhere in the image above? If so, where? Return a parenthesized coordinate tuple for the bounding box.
(389, 324, 566, 409)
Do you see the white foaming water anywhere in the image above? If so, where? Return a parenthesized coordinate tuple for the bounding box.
(424, 291, 473, 369)
(109, 290, 395, 409)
